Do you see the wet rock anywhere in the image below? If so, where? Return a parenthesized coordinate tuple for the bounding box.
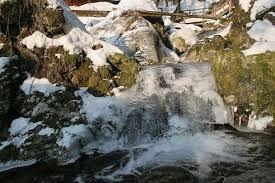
(140, 166, 199, 183)
(223, 168, 275, 183)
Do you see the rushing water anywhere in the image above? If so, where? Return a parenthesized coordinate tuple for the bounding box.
(0, 63, 275, 182)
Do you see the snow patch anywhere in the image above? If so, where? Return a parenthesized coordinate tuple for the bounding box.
(20, 77, 65, 97)
(21, 29, 122, 70)
(243, 19, 275, 56)
(38, 127, 55, 137)
(250, 0, 275, 20)
(118, 0, 159, 11)
(239, 0, 252, 12)
(75, 88, 126, 124)
(9, 118, 40, 136)
(247, 19, 275, 42)
(209, 22, 232, 39)
(70, 2, 116, 11)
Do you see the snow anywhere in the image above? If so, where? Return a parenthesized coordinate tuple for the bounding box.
(248, 114, 273, 130)
(21, 0, 121, 70)
(243, 19, 275, 56)
(0, 57, 9, 74)
(21, 29, 122, 70)
(38, 127, 55, 137)
(247, 20, 275, 42)
(0, 159, 36, 173)
(9, 118, 40, 136)
(20, 77, 65, 96)
(243, 41, 275, 55)
(209, 22, 232, 39)
(180, 0, 220, 12)
(239, 0, 252, 12)
(118, 0, 159, 11)
(168, 23, 199, 46)
(70, 2, 116, 11)
(250, 0, 275, 20)
(46, 0, 59, 9)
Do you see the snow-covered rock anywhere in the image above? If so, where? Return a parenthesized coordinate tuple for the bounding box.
(250, 0, 275, 20)
(88, 11, 179, 64)
(20, 77, 66, 97)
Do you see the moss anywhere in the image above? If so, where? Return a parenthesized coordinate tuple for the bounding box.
(212, 50, 275, 122)
(108, 53, 140, 87)
(247, 52, 275, 118)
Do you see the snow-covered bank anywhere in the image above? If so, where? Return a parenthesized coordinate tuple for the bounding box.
(243, 19, 275, 55)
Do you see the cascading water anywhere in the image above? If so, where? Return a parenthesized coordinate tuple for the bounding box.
(70, 63, 258, 181)
(1, 63, 275, 183)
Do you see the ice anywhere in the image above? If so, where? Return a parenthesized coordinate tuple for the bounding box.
(248, 113, 273, 130)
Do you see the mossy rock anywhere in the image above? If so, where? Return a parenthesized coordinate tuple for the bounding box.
(170, 37, 188, 54)
(186, 35, 227, 62)
(212, 50, 275, 122)
(108, 53, 140, 87)
(226, 26, 254, 49)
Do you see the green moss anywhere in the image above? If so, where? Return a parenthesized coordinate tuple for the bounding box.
(212, 51, 275, 121)
(247, 52, 275, 118)
(108, 53, 140, 87)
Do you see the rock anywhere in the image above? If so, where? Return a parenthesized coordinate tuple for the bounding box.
(140, 166, 198, 183)
(108, 53, 140, 87)
(263, 12, 275, 25)
(185, 35, 227, 62)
